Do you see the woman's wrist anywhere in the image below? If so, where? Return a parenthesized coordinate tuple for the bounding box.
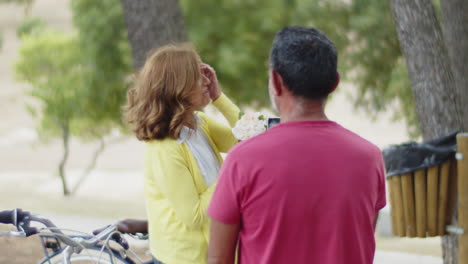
(211, 91, 222, 101)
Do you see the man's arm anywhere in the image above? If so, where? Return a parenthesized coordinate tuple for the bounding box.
(208, 219, 240, 264)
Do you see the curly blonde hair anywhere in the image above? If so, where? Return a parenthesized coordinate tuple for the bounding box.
(123, 44, 202, 141)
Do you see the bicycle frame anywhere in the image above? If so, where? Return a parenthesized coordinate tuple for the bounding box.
(0, 211, 148, 264)
(38, 233, 135, 264)
(38, 243, 134, 264)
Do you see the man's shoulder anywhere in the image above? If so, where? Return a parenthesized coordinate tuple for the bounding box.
(333, 126, 383, 165)
(334, 124, 380, 150)
(231, 129, 277, 152)
(223, 132, 274, 165)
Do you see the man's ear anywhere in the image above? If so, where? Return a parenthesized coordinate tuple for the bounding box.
(271, 70, 284, 96)
(329, 72, 340, 94)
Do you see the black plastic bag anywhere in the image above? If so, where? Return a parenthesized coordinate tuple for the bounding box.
(383, 131, 458, 178)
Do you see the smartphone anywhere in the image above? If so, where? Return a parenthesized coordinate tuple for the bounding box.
(267, 117, 280, 129)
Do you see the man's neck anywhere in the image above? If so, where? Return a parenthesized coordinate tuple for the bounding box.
(280, 97, 329, 123)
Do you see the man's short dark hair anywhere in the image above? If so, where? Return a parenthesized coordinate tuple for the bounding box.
(270, 26, 338, 99)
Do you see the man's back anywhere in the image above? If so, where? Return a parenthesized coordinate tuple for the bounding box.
(208, 120, 386, 264)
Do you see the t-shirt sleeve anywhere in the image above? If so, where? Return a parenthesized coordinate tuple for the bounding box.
(375, 153, 387, 211)
(208, 153, 242, 225)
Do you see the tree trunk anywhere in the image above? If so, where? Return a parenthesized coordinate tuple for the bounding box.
(120, 0, 187, 70)
(440, 0, 468, 131)
(440, 1, 468, 262)
(59, 124, 71, 196)
(389, 0, 461, 141)
(390, 0, 467, 263)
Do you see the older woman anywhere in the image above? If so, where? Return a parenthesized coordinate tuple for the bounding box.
(123, 44, 240, 264)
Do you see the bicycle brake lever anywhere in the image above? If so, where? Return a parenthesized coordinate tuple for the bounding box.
(17, 216, 38, 237)
(111, 233, 130, 250)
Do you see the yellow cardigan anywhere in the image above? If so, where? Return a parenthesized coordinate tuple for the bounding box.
(144, 94, 240, 264)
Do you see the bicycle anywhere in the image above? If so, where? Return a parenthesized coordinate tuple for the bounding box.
(0, 208, 153, 264)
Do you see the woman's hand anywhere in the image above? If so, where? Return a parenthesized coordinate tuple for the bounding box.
(116, 219, 148, 234)
(202, 63, 221, 101)
(93, 219, 148, 235)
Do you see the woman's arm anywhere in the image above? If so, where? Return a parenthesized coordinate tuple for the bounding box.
(201, 64, 240, 153)
(202, 94, 240, 153)
(93, 219, 148, 235)
(202, 64, 240, 127)
(117, 219, 148, 233)
(212, 93, 240, 127)
(148, 143, 215, 229)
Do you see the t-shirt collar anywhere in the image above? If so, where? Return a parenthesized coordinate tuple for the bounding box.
(177, 115, 203, 144)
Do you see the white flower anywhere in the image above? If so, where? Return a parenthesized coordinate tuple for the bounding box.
(232, 112, 268, 140)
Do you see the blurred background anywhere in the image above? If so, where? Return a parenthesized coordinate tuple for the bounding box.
(2, 0, 466, 263)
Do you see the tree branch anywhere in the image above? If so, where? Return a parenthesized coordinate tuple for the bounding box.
(58, 123, 70, 196)
(70, 137, 106, 195)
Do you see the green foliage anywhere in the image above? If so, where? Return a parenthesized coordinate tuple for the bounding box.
(15, 0, 131, 195)
(70, 0, 132, 138)
(334, 0, 418, 137)
(15, 0, 131, 141)
(180, 0, 419, 136)
(15, 31, 86, 140)
(181, 0, 287, 106)
(13, 0, 418, 139)
(16, 16, 46, 38)
(314, 0, 419, 137)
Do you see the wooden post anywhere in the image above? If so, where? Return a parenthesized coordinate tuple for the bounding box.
(414, 169, 427, 237)
(388, 178, 399, 236)
(401, 173, 416, 237)
(390, 176, 406, 236)
(427, 166, 439, 236)
(457, 133, 468, 264)
(446, 160, 458, 228)
(437, 161, 451, 235)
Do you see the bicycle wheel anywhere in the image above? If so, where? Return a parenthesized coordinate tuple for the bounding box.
(38, 247, 133, 264)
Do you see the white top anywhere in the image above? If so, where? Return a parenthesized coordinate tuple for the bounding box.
(178, 118, 220, 186)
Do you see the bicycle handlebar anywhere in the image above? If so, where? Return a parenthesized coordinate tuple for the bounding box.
(0, 209, 14, 224)
(0, 209, 130, 250)
(0, 209, 26, 225)
(0, 209, 38, 236)
(28, 215, 127, 249)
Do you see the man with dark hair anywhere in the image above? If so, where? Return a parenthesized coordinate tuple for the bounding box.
(207, 26, 386, 264)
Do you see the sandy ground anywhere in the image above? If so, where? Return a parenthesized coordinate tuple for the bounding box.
(0, 1, 445, 264)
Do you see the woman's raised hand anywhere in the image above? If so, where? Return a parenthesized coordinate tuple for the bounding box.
(201, 63, 221, 101)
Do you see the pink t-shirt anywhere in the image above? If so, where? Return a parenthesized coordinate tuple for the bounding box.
(208, 121, 386, 264)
